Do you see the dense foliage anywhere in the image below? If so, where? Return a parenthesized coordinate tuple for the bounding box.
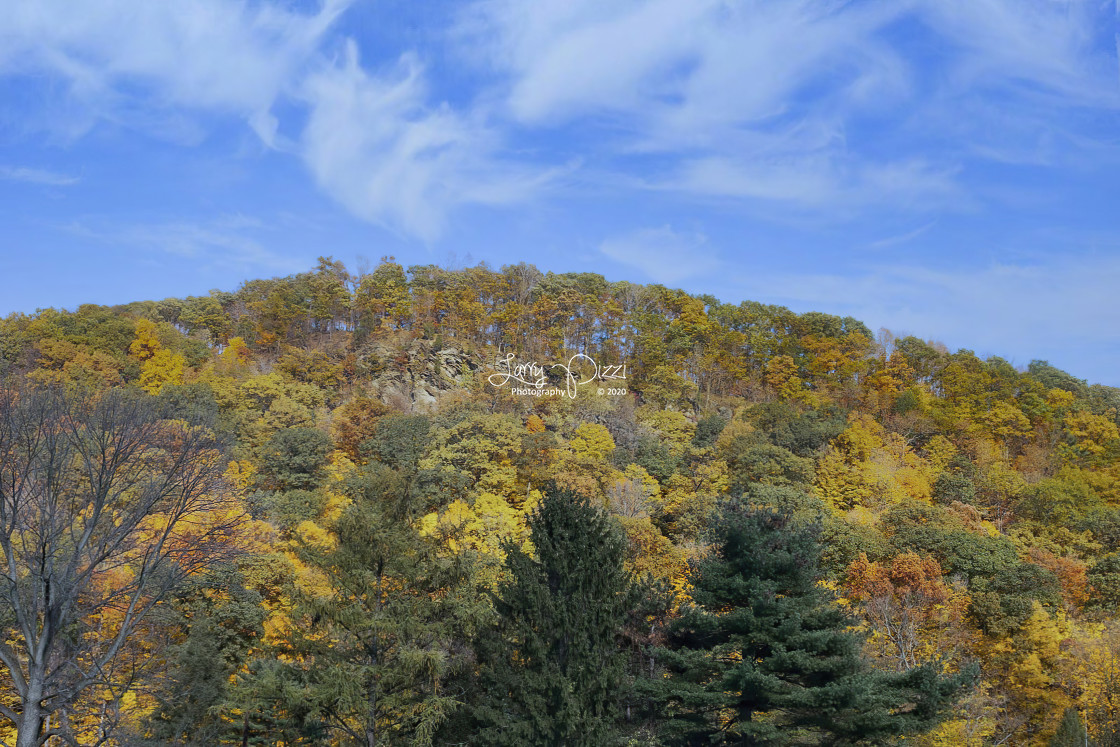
(1, 256, 1118, 746)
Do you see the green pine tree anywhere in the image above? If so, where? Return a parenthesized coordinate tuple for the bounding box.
(1050, 708, 1089, 747)
(656, 506, 973, 746)
(474, 486, 634, 746)
(142, 567, 268, 746)
(238, 463, 479, 747)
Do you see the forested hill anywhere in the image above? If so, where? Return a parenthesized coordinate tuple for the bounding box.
(1, 256, 1119, 746)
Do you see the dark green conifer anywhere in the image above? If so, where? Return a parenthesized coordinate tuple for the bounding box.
(474, 487, 634, 746)
(1050, 708, 1089, 747)
(656, 506, 973, 745)
(235, 463, 478, 746)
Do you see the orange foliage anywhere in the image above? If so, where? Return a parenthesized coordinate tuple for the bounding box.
(847, 552, 972, 671)
(1026, 548, 1089, 608)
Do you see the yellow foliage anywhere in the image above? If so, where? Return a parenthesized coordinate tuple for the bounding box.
(325, 450, 358, 482)
(526, 414, 547, 433)
(569, 423, 616, 462)
(816, 415, 931, 510)
(1063, 410, 1120, 462)
(295, 519, 336, 551)
(617, 515, 689, 599)
(924, 434, 957, 472)
(713, 417, 755, 451)
(302, 453, 357, 524)
(129, 318, 163, 361)
(219, 336, 252, 371)
(637, 408, 696, 453)
(1047, 388, 1077, 411)
(138, 349, 185, 394)
(914, 686, 999, 747)
(764, 354, 813, 403)
(981, 401, 1032, 443)
(1070, 621, 1120, 742)
(286, 549, 334, 599)
(320, 490, 352, 525)
(990, 602, 1075, 742)
(421, 493, 528, 557)
(420, 492, 530, 588)
(31, 338, 123, 388)
(224, 459, 256, 491)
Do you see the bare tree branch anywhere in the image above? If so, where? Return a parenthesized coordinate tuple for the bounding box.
(0, 384, 240, 747)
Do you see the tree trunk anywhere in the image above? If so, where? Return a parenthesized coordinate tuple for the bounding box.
(17, 674, 45, 747)
(365, 678, 377, 747)
(366, 640, 379, 747)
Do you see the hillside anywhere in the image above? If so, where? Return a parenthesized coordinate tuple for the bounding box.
(1, 256, 1119, 746)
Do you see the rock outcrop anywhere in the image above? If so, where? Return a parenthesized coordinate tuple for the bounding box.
(356, 339, 481, 411)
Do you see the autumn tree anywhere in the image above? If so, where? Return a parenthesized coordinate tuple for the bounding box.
(0, 384, 238, 747)
(846, 552, 972, 671)
(356, 259, 411, 334)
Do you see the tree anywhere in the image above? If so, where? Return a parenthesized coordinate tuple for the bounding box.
(255, 427, 333, 492)
(0, 384, 238, 747)
(242, 464, 475, 747)
(474, 486, 634, 745)
(845, 552, 971, 671)
(725, 443, 814, 493)
(356, 260, 411, 333)
(1050, 707, 1088, 747)
(142, 565, 267, 745)
(657, 507, 972, 745)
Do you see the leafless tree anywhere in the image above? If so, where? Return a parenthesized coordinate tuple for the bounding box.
(0, 384, 240, 747)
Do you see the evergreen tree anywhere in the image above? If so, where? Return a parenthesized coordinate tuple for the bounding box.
(1050, 708, 1089, 747)
(656, 506, 973, 746)
(474, 486, 634, 746)
(238, 464, 478, 746)
(143, 567, 267, 745)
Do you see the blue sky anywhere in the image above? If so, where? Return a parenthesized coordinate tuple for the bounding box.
(1, 0, 1119, 384)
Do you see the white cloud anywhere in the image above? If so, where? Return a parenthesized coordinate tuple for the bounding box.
(469, 0, 908, 135)
(470, 0, 1117, 133)
(0, 0, 550, 240)
(299, 42, 550, 241)
(868, 221, 937, 249)
(667, 155, 960, 211)
(0, 0, 347, 129)
(3, 0, 1116, 239)
(600, 225, 718, 285)
(463, 0, 1118, 210)
(915, 0, 1118, 105)
(0, 166, 79, 186)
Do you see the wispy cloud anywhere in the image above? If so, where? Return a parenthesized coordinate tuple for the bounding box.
(600, 225, 718, 285)
(462, 0, 1118, 212)
(667, 156, 960, 211)
(914, 0, 1118, 106)
(868, 221, 937, 250)
(62, 217, 306, 274)
(1, 0, 1117, 240)
(299, 43, 550, 242)
(0, 166, 80, 187)
(0, 0, 551, 240)
(0, 0, 348, 132)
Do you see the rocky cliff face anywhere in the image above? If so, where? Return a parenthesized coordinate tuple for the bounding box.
(357, 339, 482, 411)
